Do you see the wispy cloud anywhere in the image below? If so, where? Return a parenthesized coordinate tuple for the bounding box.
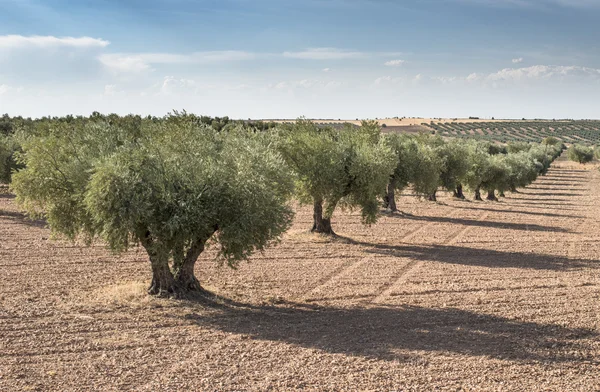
(384, 59, 405, 66)
(0, 35, 109, 49)
(283, 48, 365, 60)
(512, 57, 524, 63)
(98, 51, 257, 72)
(487, 65, 600, 81)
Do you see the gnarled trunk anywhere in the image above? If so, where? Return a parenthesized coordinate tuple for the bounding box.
(428, 190, 437, 202)
(173, 241, 204, 292)
(454, 184, 465, 199)
(312, 199, 335, 235)
(474, 187, 483, 201)
(487, 190, 498, 201)
(499, 190, 506, 198)
(148, 254, 178, 296)
(384, 179, 397, 212)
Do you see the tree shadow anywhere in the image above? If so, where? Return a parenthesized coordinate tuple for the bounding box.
(0, 209, 46, 228)
(356, 242, 598, 271)
(556, 169, 588, 173)
(0, 193, 15, 199)
(516, 192, 585, 197)
(509, 200, 577, 207)
(449, 204, 583, 219)
(180, 300, 598, 364)
(391, 214, 570, 233)
(527, 184, 585, 189)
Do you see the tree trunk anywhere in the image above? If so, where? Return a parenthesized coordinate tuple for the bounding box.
(474, 187, 483, 201)
(385, 181, 397, 212)
(148, 254, 178, 296)
(428, 190, 437, 202)
(312, 199, 335, 235)
(487, 190, 498, 201)
(499, 190, 506, 198)
(454, 184, 465, 199)
(173, 241, 204, 292)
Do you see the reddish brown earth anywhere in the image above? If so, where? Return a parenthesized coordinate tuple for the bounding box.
(1, 157, 599, 391)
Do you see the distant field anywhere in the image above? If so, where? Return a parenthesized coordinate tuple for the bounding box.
(424, 121, 600, 145)
(270, 118, 600, 145)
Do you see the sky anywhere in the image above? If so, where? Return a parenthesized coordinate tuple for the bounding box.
(1, 0, 600, 119)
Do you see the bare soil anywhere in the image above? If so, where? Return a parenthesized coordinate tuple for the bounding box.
(1, 157, 599, 391)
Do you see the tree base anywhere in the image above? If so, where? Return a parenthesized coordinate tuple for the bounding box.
(311, 222, 336, 236)
(486, 192, 498, 202)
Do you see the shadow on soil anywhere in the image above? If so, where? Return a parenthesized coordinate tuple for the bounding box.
(516, 192, 585, 197)
(180, 298, 598, 364)
(0, 209, 46, 228)
(355, 242, 597, 271)
(449, 205, 583, 219)
(391, 213, 570, 233)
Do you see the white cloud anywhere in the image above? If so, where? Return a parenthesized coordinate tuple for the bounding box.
(0, 35, 109, 49)
(466, 72, 481, 82)
(98, 51, 256, 72)
(486, 65, 600, 81)
(323, 68, 331, 72)
(160, 76, 197, 95)
(0, 84, 9, 95)
(103, 84, 126, 96)
(374, 76, 404, 86)
(283, 48, 364, 60)
(271, 79, 345, 90)
(512, 57, 524, 64)
(384, 59, 405, 67)
(98, 54, 151, 72)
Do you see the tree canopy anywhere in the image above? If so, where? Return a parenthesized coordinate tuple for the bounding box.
(277, 119, 395, 234)
(11, 115, 295, 296)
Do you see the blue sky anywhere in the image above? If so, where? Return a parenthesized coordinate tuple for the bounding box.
(1, 0, 600, 119)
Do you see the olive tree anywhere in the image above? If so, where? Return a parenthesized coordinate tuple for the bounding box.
(278, 120, 395, 235)
(409, 137, 443, 199)
(480, 154, 510, 201)
(567, 144, 594, 164)
(461, 141, 491, 201)
(504, 152, 539, 192)
(429, 140, 469, 201)
(12, 117, 295, 296)
(382, 134, 419, 212)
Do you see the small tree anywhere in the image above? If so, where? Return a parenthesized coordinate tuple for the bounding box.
(461, 141, 491, 201)
(429, 139, 469, 201)
(12, 117, 295, 296)
(480, 154, 510, 201)
(567, 144, 594, 164)
(278, 120, 395, 235)
(382, 134, 419, 212)
(504, 151, 538, 192)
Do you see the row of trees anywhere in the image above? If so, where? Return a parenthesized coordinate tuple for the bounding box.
(1, 114, 564, 297)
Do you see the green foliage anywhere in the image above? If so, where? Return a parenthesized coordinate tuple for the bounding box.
(12, 117, 295, 271)
(278, 119, 395, 226)
(433, 140, 469, 192)
(383, 133, 420, 193)
(480, 154, 510, 194)
(542, 136, 560, 146)
(461, 141, 491, 193)
(567, 144, 594, 164)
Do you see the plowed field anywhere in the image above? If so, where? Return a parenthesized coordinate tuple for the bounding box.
(1, 157, 599, 391)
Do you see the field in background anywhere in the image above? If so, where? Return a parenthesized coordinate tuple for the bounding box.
(1, 156, 599, 391)
(270, 118, 600, 145)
